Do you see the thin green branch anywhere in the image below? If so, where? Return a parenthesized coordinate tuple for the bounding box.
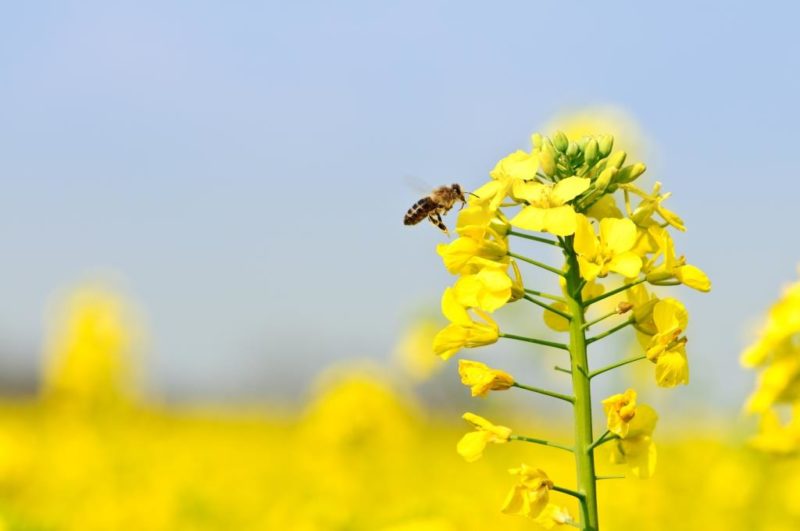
(510, 435, 574, 454)
(524, 288, 565, 302)
(512, 382, 574, 403)
(551, 484, 585, 500)
(554, 365, 572, 375)
(584, 278, 646, 306)
(508, 251, 565, 277)
(587, 429, 619, 452)
(589, 355, 648, 380)
(586, 319, 634, 344)
(581, 309, 621, 330)
(524, 295, 572, 321)
(596, 475, 626, 481)
(500, 333, 569, 351)
(507, 230, 562, 247)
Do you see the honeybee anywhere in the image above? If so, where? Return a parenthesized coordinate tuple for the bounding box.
(403, 183, 470, 234)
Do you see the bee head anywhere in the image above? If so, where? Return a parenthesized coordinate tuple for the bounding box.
(451, 183, 465, 200)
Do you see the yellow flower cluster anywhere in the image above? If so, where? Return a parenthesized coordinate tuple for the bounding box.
(422, 129, 711, 527)
(742, 272, 800, 453)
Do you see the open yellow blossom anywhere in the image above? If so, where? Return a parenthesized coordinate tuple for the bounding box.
(437, 236, 508, 276)
(433, 288, 499, 360)
(627, 283, 659, 336)
(471, 150, 540, 211)
(639, 298, 690, 387)
(458, 359, 514, 397)
(510, 177, 591, 236)
(642, 226, 711, 292)
(573, 214, 642, 281)
(456, 412, 512, 462)
(610, 404, 658, 479)
(644, 298, 688, 361)
(603, 389, 638, 438)
(455, 204, 509, 241)
(453, 264, 514, 312)
(623, 181, 686, 231)
(501, 465, 553, 518)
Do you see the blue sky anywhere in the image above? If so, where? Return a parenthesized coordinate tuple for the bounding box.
(0, 1, 798, 407)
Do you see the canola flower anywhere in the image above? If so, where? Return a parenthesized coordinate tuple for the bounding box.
(418, 130, 710, 530)
(742, 270, 800, 454)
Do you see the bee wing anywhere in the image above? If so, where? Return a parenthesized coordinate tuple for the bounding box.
(403, 174, 434, 194)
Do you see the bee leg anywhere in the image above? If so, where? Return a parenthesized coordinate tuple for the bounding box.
(429, 213, 449, 236)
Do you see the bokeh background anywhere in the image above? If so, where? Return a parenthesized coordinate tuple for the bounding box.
(1, 1, 799, 530)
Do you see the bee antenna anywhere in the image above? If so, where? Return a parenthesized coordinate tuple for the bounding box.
(467, 192, 480, 198)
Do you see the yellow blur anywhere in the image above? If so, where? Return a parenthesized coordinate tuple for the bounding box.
(0, 283, 796, 530)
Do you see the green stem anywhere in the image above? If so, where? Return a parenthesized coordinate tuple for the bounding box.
(510, 434, 574, 454)
(507, 230, 562, 247)
(589, 355, 647, 380)
(524, 295, 572, 321)
(508, 251, 565, 277)
(587, 429, 618, 452)
(596, 475, 625, 481)
(524, 288, 565, 302)
(563, 240, 599, 531)
(500, 333, 569, 351)
(581, 309, 620, 330)
(586, 319, 634, 345)
(551, 484, 586, 500)
(512, 382, 575, 403)
(584, 278, 645, 306)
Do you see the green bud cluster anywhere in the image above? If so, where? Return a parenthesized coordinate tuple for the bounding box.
(533, 130, 647, 209)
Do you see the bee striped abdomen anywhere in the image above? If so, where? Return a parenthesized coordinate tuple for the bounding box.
(404, 197, 436, 225)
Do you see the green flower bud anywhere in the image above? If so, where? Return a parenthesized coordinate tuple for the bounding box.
(594, 168, 617, 194)
(540, 145, 557, 176)
(531, 133, 544, 149)
(598, 135, 614, 157)
(553, 131, 569, 153)
(614, 163, 647, 184)
(606, 151, 627, 170)
(583, 138, 599, 165)
(566, 141, 579, 158)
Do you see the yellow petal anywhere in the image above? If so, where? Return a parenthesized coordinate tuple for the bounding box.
(432, 324, 467, 360)
(441, 288, 471, 325)
(577, 256, 601, 282)
(573, 214, 597, 257)
(609, 252, 642, 278)
(510, 206, 547, 232)
(456, 431, 491, 462)
(551, 176, 591, 204)
(542, 205, 578, 236)
(676, 264, 712, 292)
(655, 348, 690, 387)
(543, 302, 570, 332)
(600, 218, 637, 254)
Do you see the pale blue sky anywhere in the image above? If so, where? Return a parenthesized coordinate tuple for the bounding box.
(0, 1, 798, 407)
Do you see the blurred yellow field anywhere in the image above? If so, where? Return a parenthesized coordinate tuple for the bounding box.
(0, 373, 797, 530)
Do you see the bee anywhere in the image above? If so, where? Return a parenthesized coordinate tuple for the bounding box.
(403, 183, 471, 234)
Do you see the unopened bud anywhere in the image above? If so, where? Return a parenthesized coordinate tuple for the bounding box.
(531, 133, 544, 149)
(583, 138, 599, 165)
(598, 135, 614, 157)
(566, 141, 579, 158)
(553, 131, 569, 152)
(617, 301, 634, 314)
(614, 163, 647, 184)
(606, 151, 627, 170)
(594, 168, 617, 193)
(540, 146, 557, 176)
